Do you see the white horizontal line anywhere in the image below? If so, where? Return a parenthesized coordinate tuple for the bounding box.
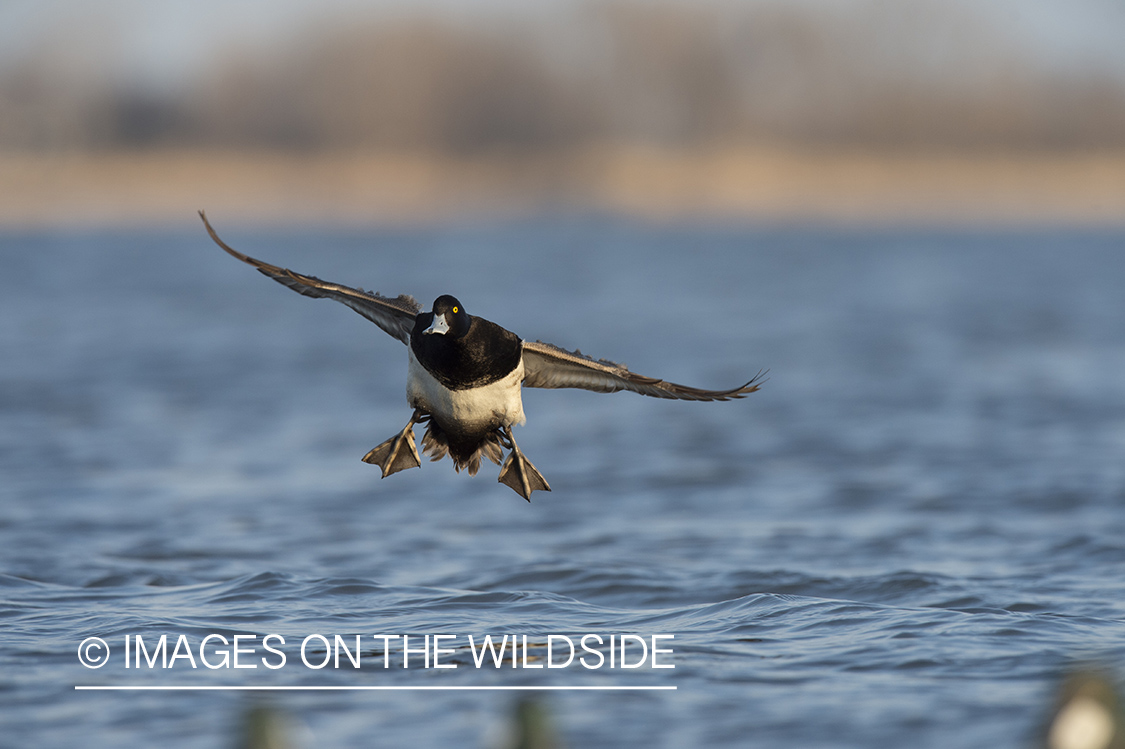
(75, 685, 676, 692)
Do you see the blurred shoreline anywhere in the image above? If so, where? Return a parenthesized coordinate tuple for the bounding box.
(2, 145, 1125, 229)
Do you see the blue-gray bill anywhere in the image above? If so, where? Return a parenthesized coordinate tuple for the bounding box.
(201, 211, 764, 501)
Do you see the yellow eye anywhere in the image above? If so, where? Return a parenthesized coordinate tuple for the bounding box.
(452, 306, 459, 314)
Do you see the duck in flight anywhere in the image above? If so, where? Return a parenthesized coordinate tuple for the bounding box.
(201, 212, 764, 501)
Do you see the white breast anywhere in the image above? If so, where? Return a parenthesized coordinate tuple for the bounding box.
(406, 349, 526, 432)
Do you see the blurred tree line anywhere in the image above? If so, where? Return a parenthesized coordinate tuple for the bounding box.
(2, 1, 1125, 153)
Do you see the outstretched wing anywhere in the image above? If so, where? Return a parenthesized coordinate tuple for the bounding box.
(521, 340, 765, 401)
(201, 211, 420, 344)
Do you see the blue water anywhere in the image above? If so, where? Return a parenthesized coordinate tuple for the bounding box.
(2, 220, 1124, 747)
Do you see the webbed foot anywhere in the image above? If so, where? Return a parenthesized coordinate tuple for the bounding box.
(497, 426, 551, 501)
(362, 410, 423, 477)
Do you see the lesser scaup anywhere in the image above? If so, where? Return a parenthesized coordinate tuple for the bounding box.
(202, 212, 764, 500)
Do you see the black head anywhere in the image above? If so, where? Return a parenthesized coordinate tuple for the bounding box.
(423, 295, 470, 338)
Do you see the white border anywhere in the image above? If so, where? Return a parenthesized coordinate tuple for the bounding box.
(75, 685, 676, 691)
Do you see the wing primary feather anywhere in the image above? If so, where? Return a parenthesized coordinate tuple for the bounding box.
(200, 210, 420, 344)
(521, 339, 766, 401)
(203, 211, 764, 402)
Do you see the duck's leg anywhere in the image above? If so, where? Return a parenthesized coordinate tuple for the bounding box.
(362, 409, 424, 477)
(497, 425, 551, 501)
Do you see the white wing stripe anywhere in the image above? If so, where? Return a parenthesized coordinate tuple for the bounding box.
(521, 340, 764, 402)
